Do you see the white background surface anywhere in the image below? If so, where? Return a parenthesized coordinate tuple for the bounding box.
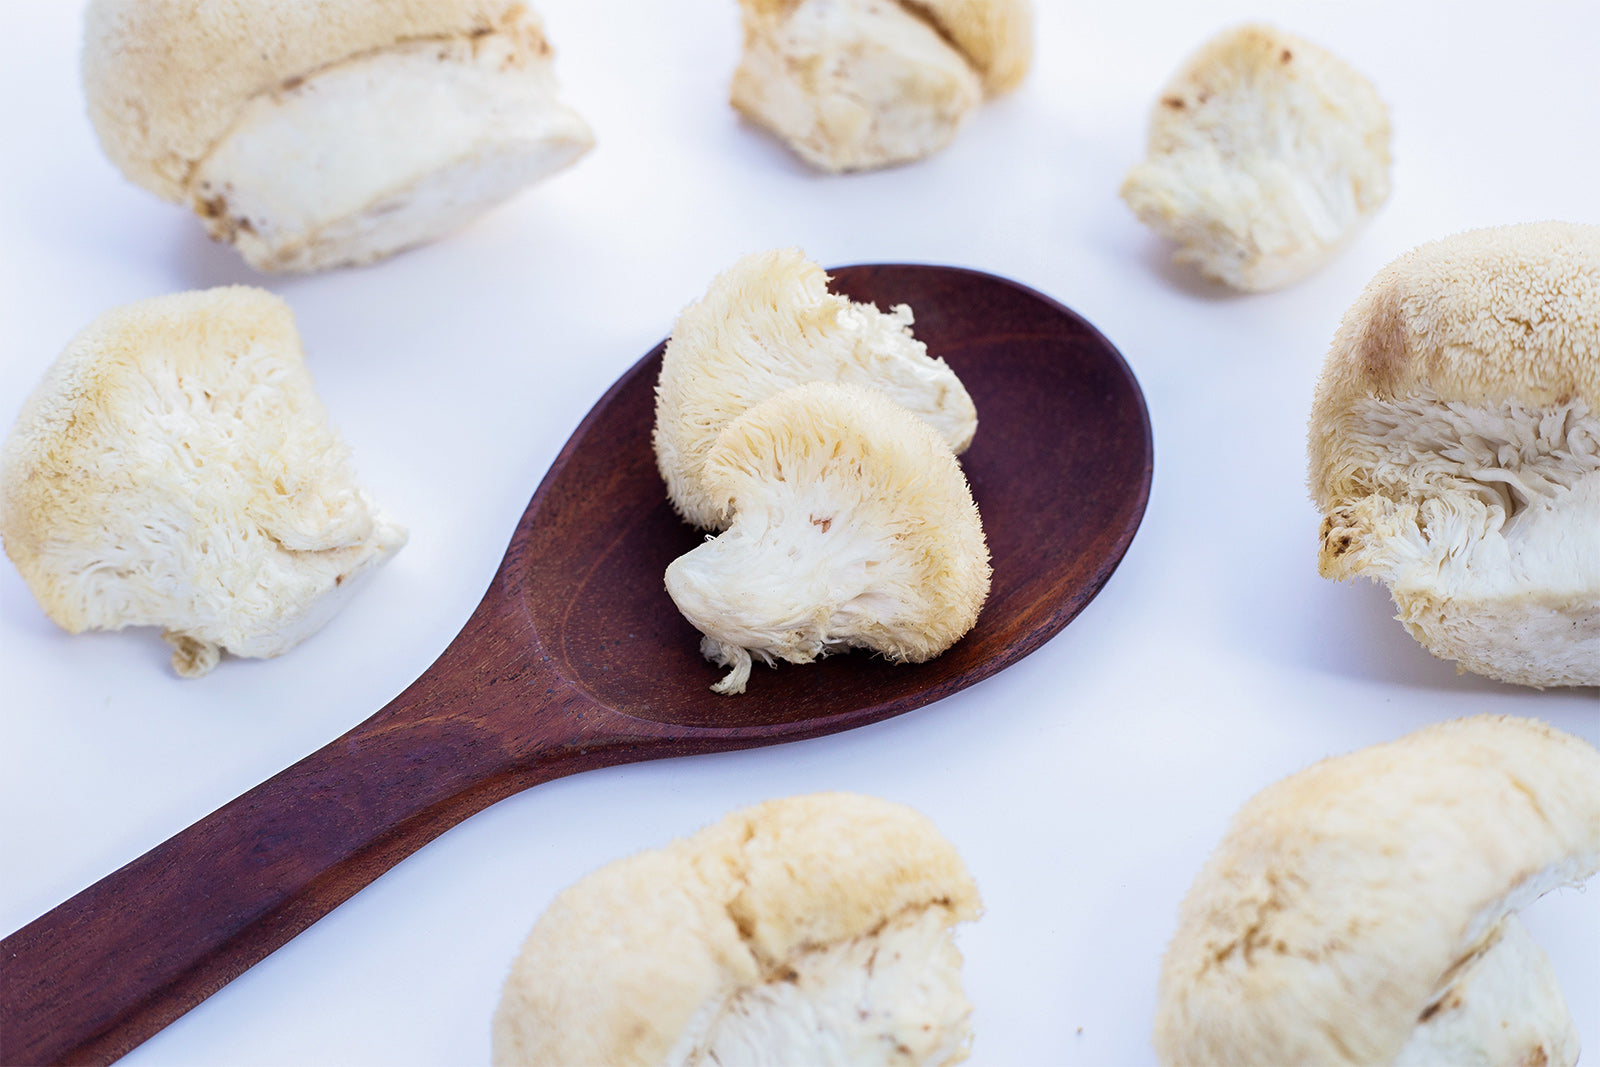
(2, 1, 1597, 1064)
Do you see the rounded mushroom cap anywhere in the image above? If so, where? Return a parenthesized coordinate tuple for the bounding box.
(1310, 222, 1600, 505)
(653, 248, 977, 531)
(906, 0, 1033, 94)
(1154, 715, 1600, 1067)
(665, 381, 990, 694)
(491, 792, 982, 1067)
(1120, 23, 1391, 291)
(0, 286, 406, 676)
(83, 0, 530, 203)
(1307, 222, 1600, 687)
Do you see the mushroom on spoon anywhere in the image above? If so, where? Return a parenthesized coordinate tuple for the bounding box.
(0, 264, 1152, 1066)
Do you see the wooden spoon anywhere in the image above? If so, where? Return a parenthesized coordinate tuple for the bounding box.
(0, 264, 1152, 1066)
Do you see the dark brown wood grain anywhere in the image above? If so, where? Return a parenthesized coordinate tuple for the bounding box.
(0, 265, 1153, 1066)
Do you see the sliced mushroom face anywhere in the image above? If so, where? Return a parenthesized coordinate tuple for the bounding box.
(1393, 916, 1578, 1067)
(679, 905, 972, 1066)
(653, 248, 977, 531)
(492, 793, 982, 1067)
(1154, 715, 1600, 1067)
(82, 0, 592, 272)
(1120, 23, 1391, 291)
(1310, 222, 1600, 686)
(730, 0, 1029, 171)
(664, 382, 989, 695)
(189, 30, 592, 272)
(0, 287, 406, 676)
(732, 0, 982, 172)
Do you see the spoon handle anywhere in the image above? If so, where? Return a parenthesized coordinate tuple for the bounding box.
(0, 603, 609, 1066)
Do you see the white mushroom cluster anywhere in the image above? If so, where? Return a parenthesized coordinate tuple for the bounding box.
(0, 287, 406, 677)
(655, 248, 976, 531)
(1155, 715, 1600, 1067)
(666, 383, 990, 695)
(654, 251, 989, 694)
(1309, 222, 1600, 687)
(83, 0, 593, 272)
(731, 0, 1032, 172)
(1121, 24, 1391, 291)
(493, 792, 983, 1067)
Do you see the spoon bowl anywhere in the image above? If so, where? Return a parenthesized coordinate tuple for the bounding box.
(530, 264, 1152, 728)
(0, 265, 1152, 1065)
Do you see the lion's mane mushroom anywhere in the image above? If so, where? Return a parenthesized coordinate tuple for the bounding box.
(730, 0, 1032, 172)
(1309, 222, 1600, 687)
(83, 0, 594, 272)
(492, 792, 983, 1067)
(1155, 715, 1600, 1067)
(654, 248, 977, 532)
(664, 382, 989, 695)
(1120, 23, 1391, 291)
(0, 287, 406, 677)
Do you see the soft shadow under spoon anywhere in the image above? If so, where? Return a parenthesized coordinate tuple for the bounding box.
(0, 264, 1153, 1065)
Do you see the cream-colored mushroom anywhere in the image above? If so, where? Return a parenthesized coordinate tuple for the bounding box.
(492, 792, 983, 1067)
(83, 0, 593, 272)
(654, 248, 977, 532)
(0, 287, 406, 677)
(664, 382, 989, 695)
(1154, 715, 1600, 1067)
(1309, 221, 1600, 687)
(1121, 23, 1391, 291)
(730, 0, 1032, 172)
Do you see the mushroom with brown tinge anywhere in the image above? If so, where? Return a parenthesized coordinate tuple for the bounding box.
(492, 792, 983, 1067)
(0, 287, 406, 677)
(1121, 23, 1392, 291)
(1154, 715, 1600, 1067)
(653, 248, 977, 532)
(1309, 221, 1600, 687)
(731, 0, 1032, 172)
(665, 382, 990, 696)
(82, 0, 594, 272)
